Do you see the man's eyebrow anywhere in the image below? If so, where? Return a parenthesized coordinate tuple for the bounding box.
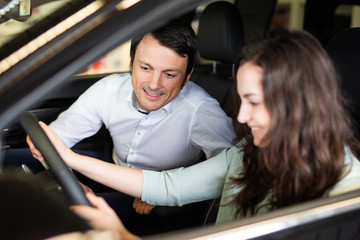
(138, 60, 181, 73)
(137, 60, 151, 67)
(163, 69, 181, 73)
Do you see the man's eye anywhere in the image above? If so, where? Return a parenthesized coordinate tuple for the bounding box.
(140, 66, 149, 71)
(165, 73, 176, 78)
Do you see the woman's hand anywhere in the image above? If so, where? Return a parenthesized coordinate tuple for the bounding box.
(72, 192, 140, 239)
(26, 121, 76, 168)
(26, 135, 44, 162)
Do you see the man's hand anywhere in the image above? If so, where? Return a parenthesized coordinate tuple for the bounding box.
(132, 198, 155, 215)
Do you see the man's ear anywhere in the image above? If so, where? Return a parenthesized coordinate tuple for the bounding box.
(183, 68, 194, 87)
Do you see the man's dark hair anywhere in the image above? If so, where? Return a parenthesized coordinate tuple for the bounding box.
(130, 19, 198, 76)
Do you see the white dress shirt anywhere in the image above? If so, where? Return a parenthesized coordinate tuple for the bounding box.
(50, 73, 235, 170)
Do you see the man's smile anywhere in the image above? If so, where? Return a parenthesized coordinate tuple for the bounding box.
(142, 86, 165, 99)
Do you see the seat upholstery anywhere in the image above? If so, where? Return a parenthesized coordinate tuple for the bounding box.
(189, 1, 244, 225)
(304, 0, 360, 46)
(190, 1, 244, 115)
(326, 27, 360, 139)
(197, 1, 244, 64)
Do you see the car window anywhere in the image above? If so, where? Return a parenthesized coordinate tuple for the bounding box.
(78, 0, 143, 75)
(0, 0, 142, 69)
(79, 41, 131, 74)
(334, 4, 360, 28)
(80, 0, 360, 76)
(0, 0, 64, 47)
(80, 0, 237, 75)
(272, 0, 360, 31)
(0, 0, 92, 61)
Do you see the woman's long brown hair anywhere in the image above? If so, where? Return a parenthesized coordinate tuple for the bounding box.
(230, 29, 359, 216)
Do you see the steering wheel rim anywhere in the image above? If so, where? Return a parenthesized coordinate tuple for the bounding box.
(19, 111, 91, 206)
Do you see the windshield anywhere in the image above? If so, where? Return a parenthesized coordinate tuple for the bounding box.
(0, 0, 69, 45)
(0, 0, 99, 60)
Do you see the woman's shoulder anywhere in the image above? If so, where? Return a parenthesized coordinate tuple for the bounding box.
(226, 145, 244, 163)
(222, 145, 245, 180)
(328, 148, 360, 196)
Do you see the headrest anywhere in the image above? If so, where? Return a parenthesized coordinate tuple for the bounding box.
(326, 27, 360, 122)
(326, 27, 360, 71)
(197, 1, 244, 63)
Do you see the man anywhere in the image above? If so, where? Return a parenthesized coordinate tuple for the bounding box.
(26, 19, 235, 235)
(46, 20, 234, 173)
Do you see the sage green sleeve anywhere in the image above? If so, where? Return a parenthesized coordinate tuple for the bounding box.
(329, 148, 360, 196)
(141, 147, 237, 206)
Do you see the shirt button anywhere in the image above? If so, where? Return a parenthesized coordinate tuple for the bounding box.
(137, 132, 141, 135)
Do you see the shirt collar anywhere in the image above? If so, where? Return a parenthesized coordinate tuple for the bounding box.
(164, 83, 189, 113)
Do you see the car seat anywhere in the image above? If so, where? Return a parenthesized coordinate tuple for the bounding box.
(304, 0, 360, 46)
(190, 1, 244, 226)
(326, 27, 360, 140)
(190, 1, 244, 116)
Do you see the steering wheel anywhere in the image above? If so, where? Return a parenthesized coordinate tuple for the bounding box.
(19, 111, 91, 206)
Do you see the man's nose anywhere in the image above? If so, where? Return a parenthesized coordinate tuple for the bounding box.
(148, 72, 161, 89)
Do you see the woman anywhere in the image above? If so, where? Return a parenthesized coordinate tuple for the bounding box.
(30, 29, 360, 231)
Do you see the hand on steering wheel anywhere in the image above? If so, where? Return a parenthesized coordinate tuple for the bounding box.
(20, 112, 91, 206)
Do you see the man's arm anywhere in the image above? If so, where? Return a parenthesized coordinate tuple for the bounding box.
(191, 100, 236, 158)
(49, 79, 106, 148)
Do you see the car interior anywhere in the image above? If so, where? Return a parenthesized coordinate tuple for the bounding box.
(0, 0, 360, 239)
(191, 0, 243, 120)
(145, 190, 360, 240)
(326, 27, 360, 143)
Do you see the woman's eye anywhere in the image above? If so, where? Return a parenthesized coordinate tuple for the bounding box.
(249, 101, 259, 106)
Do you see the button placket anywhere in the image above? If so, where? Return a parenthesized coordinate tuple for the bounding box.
(127, 117, 148, 163)
(127, 111, 167, 164)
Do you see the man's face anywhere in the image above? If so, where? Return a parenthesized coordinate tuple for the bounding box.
(131, 34, 190, 113)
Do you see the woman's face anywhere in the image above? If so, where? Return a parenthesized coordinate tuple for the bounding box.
(237, 62, 271, 147)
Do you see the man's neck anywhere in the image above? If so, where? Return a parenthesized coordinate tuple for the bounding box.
(137, 104, 149, 115)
